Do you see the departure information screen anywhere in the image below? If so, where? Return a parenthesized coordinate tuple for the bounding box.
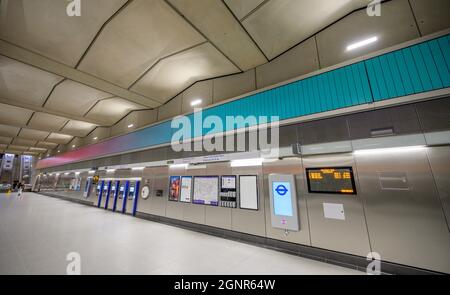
(306, 167, 356, 194)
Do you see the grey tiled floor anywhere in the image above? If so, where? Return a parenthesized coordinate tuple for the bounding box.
(0, 193, 363, 275)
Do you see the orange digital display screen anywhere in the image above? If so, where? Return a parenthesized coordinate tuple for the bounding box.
(306, 167, 356, 195)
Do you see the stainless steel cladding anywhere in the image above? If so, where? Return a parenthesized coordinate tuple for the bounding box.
(355, 144, 450, 273)
(302, 153, 371, 257)
(35, 97, 450, 273)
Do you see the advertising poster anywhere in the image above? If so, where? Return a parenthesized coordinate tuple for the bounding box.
(169, 176, 181, 202)
(180, 176, 192, 203)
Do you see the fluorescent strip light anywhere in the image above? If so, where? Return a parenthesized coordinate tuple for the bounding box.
(93, 137, 98, 140)
(88, 170, 95, 174)
(169, 163, 189, 169)
(128, 124, 134, 128)
(75, 172, 80, 175)
(190, 99, 202, 107)
(106, 169, 116, 173)
(230, 158, 264, 167)
(346, 36, 378, 51)
(64, 173, 70, 175)
(353, 145, 426, 156)
(131, 167, 145, 170)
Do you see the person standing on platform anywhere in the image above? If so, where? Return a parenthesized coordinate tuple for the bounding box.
(17, 182, 23, 199)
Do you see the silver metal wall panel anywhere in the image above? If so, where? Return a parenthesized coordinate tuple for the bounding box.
(263, 158, 311, 245)
(135, 173, 154, 214)
(230, 166, 266, 237)
(141, 167, 167, 216)
(166, 201, 184, 220)
(205, 206, 232, 230)
(297, 116, 349, 145)
(181, 165, 207, 224)
(205, 162, 233, 229)
(302, 153, 371, 257)
(355, 148, 450, 273)
(416, 97, 450, 132)
(347, 104, 421, 139)
(183, 203, 206, 224)
(426, 146, 450, 228)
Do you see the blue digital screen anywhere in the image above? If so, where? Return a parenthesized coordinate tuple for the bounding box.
(272, 182, 293, 216)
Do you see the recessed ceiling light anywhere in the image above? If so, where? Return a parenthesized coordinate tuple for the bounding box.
(93, 137, 98, 140)
(128, 124, 134, 128)
(190, 99, 202, 107)
(346, 36, 378, 51)
(72, 145, 76, 148)
(57, 150, 60, 153)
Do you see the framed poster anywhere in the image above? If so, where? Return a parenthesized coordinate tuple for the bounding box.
(193, 176, 219, 206)
(220, 175, 237, 208)
(168, 176, 181, 202)
(239, 175, 258, 210)
(180, 176, 193, 203)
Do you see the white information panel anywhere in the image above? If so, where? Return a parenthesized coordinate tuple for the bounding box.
(239, 175, 258, 210)
(180, 176, 192, 203)
(193, 176, 219, 206)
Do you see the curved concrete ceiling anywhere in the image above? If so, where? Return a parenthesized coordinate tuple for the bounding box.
(0, 0, 372, 156)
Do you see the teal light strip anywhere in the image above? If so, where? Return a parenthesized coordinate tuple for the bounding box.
(37, 34, 450, 169)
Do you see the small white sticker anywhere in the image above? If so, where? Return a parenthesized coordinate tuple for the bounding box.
(323, 203, 345, 220)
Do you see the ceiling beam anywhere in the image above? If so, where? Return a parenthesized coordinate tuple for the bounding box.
(0, 97, 105, 126)
(0, 39, 161, 108)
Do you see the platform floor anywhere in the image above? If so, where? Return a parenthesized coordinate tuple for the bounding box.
(0, 192, 362, 275)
